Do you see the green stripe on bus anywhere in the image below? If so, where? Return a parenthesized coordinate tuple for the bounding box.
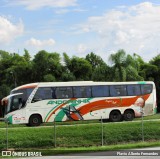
(55, 98, 93, 122)
(44, 104, 60, 122)
(138, 81, 146, 84)
(7, 115, 13, 124)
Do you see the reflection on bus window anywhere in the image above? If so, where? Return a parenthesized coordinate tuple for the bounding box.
(92, 85, 109, 97)
(34, 87, 53, 100)
(127, 85, 141, 96)
(110, 85, 127, 96)
(11, 88, 34, 108)
(73, 86, 91, 98)
(141, 84, 153, 95)
(55, 87, 73, 99)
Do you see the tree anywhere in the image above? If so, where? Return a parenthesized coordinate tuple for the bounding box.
(86, 52, 105, 70)
(23, 49, 31, 62)
(32, 50, 49, 82)
(149, 54, 160, 112)
(63, 53, 92, 80)
(109, 49, 143, 81)
(71, 57, 92, 80)
(109, 49, 128, 81)
(92, 63, 112, 81)
(47, 52, 63, 81)
(43, 74, 56, 82)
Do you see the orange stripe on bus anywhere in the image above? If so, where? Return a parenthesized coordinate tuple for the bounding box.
(18, 84, 38, 90)
(70, 94, 150, 120)
(46, 98, 77, 122)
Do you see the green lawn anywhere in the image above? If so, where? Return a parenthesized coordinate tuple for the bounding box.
(0, 115, 160, 156)
(0, 113, 160, 128)
(1, 119, 160, 150)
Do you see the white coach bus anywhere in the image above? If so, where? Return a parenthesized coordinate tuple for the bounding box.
(2, 81, 157, 126)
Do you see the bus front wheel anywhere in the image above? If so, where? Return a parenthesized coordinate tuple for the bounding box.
(29, 114, 42, 126)
(109, 110, 122, 122)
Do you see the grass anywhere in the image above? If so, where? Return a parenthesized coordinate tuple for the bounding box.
(1, 120, 160, 150)
(1, 116, 160, 156)
(1, 141, 160, 157)
(134, 113, 160, 121)
(23, 141, 160, 156)
(0, 113, 160, 128)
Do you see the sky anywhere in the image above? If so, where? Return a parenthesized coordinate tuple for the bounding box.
(1, 0, 160, 63)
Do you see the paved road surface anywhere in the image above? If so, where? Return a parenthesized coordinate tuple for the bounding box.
(9, 147, 160, 159)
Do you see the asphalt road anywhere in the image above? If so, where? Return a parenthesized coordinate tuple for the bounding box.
(8, 147, 160, 159)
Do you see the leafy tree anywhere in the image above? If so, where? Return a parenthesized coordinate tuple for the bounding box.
(32, 50, 49, 82)
(5, 53, 32, 87)
(109, 49, 127, 81)
(60, 71, 76, 81)
(149, 54, 160, 112)
(86, 52, 105, 70)
(23, 49, 31, 62)
(92, 63, 112, 81)
(109, 49, 143, 81)
(0, 84, 10, 99)
(47, 52, 63, 81)
(43, 74, 56, 82)
(71, 57, 92, 80)
(63, 53, 92, 80)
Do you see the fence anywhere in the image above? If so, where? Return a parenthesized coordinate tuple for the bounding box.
(1, 111, 158, 150)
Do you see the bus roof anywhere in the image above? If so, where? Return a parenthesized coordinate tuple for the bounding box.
(35, 81, 155, 87)
(12, 83, 38, 91)
(12, 81, 155, 90)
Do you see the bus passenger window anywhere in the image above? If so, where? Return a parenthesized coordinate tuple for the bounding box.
(110, 85, 127, 96)
(73, 86, 91, 98)
(92, 86, 109, 97)
(51, 88, 56, 99)
(55, 87, 73, 99)
(127, 85, 141, 96)
(141, 84, 153, 95)
(33, 87, 53, 102)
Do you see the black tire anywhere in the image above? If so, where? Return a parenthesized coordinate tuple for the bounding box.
(123, 110, 135, 121)
(109, 111, 122, 122)
(29, 114, 42, 126)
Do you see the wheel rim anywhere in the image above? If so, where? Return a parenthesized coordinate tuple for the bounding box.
(111, 112, 121, 121)
(126, 113, 132, 119)
(33, 118, 38, 124)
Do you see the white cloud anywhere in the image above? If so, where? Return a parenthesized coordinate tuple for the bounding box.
(0, 16, 24, 44)
(76, 2, 160, 61)
(26, 38, 56, 49)
(76, 44, 88, 54)
(10, 0, 77, 10)
(55, 8, 87, 14)
(55, 9, 69, 14)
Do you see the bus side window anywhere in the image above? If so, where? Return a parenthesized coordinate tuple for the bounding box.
(51, 88, 56, 99)
(55, 87, 73, 99)
(141, 84, 153, 95)
(73, 86, 91, 98)
(127, 85, 141, 96)
(32, 87, 53, 102)
(110, 85, 127, 96)
(92, 85, 109, 97)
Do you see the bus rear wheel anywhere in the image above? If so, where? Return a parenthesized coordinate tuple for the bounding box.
(123, 110, 134, 121)
(29, 114, 42, 126)
(109, 110, 122, 122)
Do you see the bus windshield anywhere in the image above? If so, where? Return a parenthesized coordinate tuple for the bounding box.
(6, 88, 34, 113)
(6, 93, 23, 113)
